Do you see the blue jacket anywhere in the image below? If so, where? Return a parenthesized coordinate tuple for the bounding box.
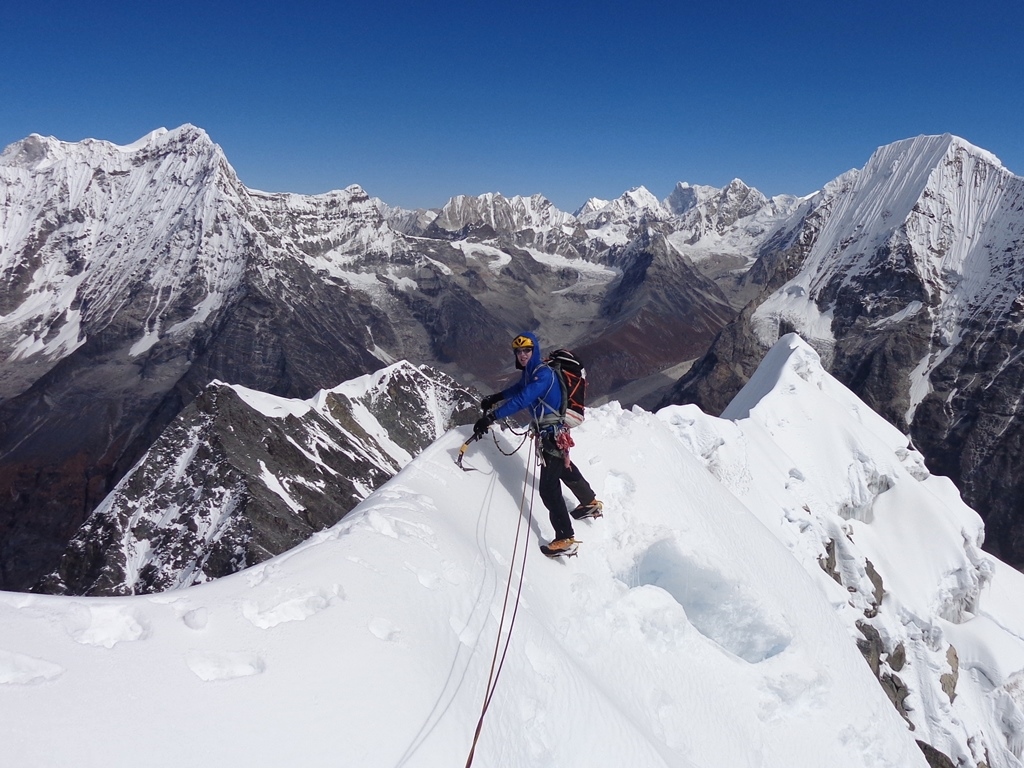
(492, 332, 562, 426)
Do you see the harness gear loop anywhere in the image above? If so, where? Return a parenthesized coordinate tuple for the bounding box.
(554, 424, 575, 468)
(535, 422, 573, 468)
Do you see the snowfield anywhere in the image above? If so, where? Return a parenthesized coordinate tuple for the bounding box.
(2, 335, 1023, 767)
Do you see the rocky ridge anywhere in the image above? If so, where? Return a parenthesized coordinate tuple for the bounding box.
(36, 361, 476, 595)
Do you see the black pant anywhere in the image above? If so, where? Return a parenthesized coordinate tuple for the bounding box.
(538, 452, 595, 541)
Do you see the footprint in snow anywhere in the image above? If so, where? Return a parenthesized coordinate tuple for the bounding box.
(63, 603, 148, 648)
(602, 470, 636, 508)
(0, 649, 64, 685)
(241, 586, 342, 629)
(245, 562, 281, 587)
(404, 563, 441, 589)
(369, 617, 402, 643)
(186, 651, 264, 681)
(182, 607, 209, 630)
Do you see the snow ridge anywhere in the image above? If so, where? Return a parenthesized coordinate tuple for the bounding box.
(673, 335, 1021, 767)
(5, 334, 1024, 767)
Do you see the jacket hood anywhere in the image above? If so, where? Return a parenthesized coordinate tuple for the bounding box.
(515, 331, 542, 373)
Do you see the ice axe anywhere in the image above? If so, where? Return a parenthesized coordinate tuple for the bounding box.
(455, 430, 484, 471)
(457, 407, 498, 471)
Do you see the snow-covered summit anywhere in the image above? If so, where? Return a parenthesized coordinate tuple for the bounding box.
(664, 181, 714, 215)
(431, 191, 575, 235)
(0, 123, 244, 375)
(572, 195, 610, 218)
(796, 133, 1005, 286)
(576, 184, 668, 226)
(0, 125, 209, 170)
(664, 135, 1024, 574)
(751, 132, 1024, 403)
(0, 125, 401, 382)
(573, 185, 671, 247)
(4, 334, 1024, 767)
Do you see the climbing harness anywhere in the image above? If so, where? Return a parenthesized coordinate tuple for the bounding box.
(536, 422, 575, 469)
(494, 422, 530, 456)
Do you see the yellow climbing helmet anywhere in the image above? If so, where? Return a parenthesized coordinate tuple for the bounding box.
(511, 334, 534, 351)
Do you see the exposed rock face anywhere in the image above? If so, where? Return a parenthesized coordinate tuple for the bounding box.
(36, 362, 476, 596)
(2, 127, 784, 589)
(579, 230, 735, 392)
(664, 135, 1024, 568)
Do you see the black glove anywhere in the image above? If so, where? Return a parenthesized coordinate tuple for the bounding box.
(473, 413, 495, 439)
(480, 393, 502, 412)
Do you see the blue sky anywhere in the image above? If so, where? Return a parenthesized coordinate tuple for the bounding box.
(3, 0, 1022, 211)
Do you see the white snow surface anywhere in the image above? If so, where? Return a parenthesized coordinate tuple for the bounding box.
(3, 340, 1024, 766)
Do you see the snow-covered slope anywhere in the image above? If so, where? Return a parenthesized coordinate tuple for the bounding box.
(0, 126, 248, 391)
(3, 335, 1023, 767)
(684, 336, 1023, 766)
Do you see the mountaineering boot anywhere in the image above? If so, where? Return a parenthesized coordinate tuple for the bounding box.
(570, 499, 604, 520)
(540, 537, 579, 558)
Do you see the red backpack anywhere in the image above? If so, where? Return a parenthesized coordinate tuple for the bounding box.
(546, 349, 586, 428)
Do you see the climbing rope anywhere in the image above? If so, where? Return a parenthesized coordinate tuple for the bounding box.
(492, 421, 530, 456)
(463, 443, 539, 768)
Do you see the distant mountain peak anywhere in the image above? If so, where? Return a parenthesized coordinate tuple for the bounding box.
(670, 134, 1024, 572)
(431, 190, 573, 235)
(619, 185, 665, 212)
(573, 196, 610, 217)
(0, 123, 222, 173)
(576, 185, 669, 231)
